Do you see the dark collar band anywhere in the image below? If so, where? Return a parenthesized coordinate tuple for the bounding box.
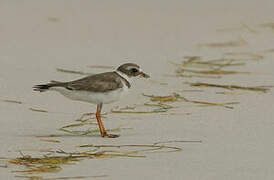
(115, 71, 131, 88)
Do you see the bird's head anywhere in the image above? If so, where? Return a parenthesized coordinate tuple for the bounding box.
(116, 63, 150, 79)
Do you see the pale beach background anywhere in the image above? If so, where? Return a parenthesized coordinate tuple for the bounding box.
(0, 0, 274, 180)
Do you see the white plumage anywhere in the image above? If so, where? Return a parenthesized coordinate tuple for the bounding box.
(50, 71, 130, 104)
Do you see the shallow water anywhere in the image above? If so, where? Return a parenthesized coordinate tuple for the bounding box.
(0, 1, 274, 180)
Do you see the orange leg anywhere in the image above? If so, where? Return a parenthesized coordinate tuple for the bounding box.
(96, 103, 119, 138)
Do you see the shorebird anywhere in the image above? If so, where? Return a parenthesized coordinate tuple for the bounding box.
(33, 63, 149, 138)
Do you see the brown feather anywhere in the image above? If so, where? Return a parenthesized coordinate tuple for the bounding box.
(66, 72, 129, 92)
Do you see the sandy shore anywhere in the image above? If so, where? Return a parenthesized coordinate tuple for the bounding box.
(0, 1, 274, 179)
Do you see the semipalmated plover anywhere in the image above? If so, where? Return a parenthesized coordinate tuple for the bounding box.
(33, 63, 149, 138)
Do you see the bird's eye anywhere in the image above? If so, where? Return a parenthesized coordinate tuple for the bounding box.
(131, 68, 138, 73)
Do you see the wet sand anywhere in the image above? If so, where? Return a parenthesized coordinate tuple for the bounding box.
(0, 1, 274, 179)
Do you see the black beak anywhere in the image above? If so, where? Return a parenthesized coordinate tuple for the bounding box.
(140, 72, 150, 78)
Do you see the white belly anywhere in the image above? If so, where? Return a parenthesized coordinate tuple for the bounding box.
(50, 86, 129, 104)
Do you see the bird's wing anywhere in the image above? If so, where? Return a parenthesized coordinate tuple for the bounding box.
(66, 72, 123, 92)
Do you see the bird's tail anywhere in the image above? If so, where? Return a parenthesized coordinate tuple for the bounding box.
(33, 81, 64, 92)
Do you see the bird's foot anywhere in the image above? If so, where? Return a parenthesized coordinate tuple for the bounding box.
(102, 133, 120, 138)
